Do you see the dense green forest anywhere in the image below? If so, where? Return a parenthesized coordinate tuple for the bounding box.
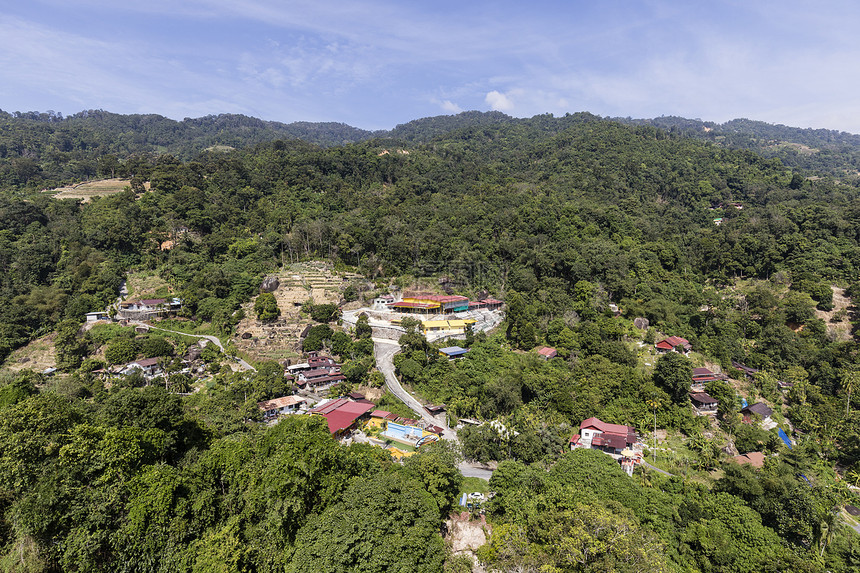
(1, 109, 860, 571)
(618, 115, 860, 178)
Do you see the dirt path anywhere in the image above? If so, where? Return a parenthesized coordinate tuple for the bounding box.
(131, 321, 256, 372)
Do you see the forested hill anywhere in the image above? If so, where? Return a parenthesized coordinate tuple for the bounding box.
(3, 109, 860, 570)
(0, 109, 379, 185)
(616, 115, 860, 177)
(2, 110, 859, 366)
(6, 106, 860, 192)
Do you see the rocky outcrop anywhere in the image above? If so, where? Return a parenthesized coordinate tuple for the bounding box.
(260, 276, 280, 293)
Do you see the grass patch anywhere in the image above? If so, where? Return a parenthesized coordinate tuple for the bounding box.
(460, 477, 490, 495)
(125, 271, 172, 299)
(376, 392, 419, 420)
(88, 323, 136, 344)
(645, 431, 719, 485)
(152, 319, 221, 339)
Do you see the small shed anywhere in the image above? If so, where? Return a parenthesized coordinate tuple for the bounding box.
(536, 346, 558, 360)
(741, 402, 773, 424)
(439, 346, 469, 359)
(689, 392, 718, 415)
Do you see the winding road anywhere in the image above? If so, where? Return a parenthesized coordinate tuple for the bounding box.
(372, 337, 494, 480)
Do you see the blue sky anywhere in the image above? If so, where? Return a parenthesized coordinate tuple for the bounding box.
(2, 0, 860, 132)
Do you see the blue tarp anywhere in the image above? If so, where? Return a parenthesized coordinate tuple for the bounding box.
(778, 428, 793, 449)
(741, 397, 748, 408)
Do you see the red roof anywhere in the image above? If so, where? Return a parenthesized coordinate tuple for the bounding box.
(406, 294, 469, 303)
(537, 346, 558, 358)
(313, 400, 375, 433)
(692, 367, 714, 376)
(391, 302, 437, 309)
(592, 434, 627, 449)
(656, 336, 690, 350)
(579, 417, 637, 446)
(370, 410, 391, 418)
(580, 417, 631, 435)
(310, 398, 350, 415)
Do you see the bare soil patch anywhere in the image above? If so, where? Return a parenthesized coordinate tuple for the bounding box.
(3, 333, 57, 373)
(446, 511, 490, 554)
(233, 263, 347, 363)
(816, 286, 852, 342)
(48, 178, 151, 202)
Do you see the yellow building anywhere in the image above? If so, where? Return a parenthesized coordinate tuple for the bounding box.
(420, 319, 476, 334)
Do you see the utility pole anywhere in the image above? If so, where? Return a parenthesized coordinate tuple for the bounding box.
(646, 398, 659, 465)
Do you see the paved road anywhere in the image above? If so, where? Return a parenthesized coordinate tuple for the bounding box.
(641, 460, 674, 476)
(373, 338, 442, 429)
(373, 337, 494, 481)
(131, 321, 256, 372)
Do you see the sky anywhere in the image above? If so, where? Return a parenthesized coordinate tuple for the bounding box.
(2, 0, 860, 133)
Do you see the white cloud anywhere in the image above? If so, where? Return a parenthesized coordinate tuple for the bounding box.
(485, 90, 514, 112)
(440, 100, 462, 113)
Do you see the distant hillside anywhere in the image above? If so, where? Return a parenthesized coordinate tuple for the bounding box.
(387, 110, 514, 141)
(4, 106, 860, 192)
(615, 115, 860, 177)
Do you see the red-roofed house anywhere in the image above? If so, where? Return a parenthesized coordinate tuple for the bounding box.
(257, 395, 307, 420)
(573, 417, 638, 455)
(536, 346, 558, 360)
(310, 399, 375, 435)
(655, 336, 691, 354)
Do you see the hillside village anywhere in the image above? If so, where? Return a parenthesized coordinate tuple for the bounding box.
(3, 109, 860, 571)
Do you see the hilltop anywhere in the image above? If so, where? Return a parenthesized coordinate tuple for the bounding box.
(5, 107, 860, 193)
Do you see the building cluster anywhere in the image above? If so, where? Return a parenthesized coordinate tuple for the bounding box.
(570, 417, 642, 476)
(255, 389, 446, 459)
(115, 298, 182, 320)
(382, 292, 502, 314)
(286, 351, 346, 389)
(655, 340, 781, 423)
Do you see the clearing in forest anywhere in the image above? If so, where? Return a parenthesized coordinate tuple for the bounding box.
(816, 286, 853, 342)
(48, 178, 150, 202)
(233, 262, 360, 363)
(2, 333, 57, 374)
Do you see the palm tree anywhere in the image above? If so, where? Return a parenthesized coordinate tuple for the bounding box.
(841, 369, 860, 417)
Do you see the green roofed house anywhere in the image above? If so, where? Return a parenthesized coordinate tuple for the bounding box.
(439, 346, 469, 359)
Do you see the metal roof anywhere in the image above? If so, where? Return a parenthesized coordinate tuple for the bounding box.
(439, 346, 469, 356)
